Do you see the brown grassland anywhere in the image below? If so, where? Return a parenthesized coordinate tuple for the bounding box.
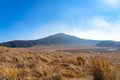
(0, 46, 120, 80)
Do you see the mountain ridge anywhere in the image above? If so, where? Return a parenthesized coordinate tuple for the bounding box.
(0, 33, 100, 48)
(97, 41, 120, 47)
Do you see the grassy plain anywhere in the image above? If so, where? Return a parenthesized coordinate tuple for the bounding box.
(0, 45, 120, 80)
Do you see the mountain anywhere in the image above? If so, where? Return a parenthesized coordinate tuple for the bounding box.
(97, 41, 120, 47)
(0, 33, 100, 48)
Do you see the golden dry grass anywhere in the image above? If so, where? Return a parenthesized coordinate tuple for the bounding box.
(0, 46, 119, 80)
(0, 46, 88, 80)
(91, 57, 119, 80)
(0, 67, 20, 80)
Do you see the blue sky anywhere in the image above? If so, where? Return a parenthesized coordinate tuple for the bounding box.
(1, 0, 120, 42)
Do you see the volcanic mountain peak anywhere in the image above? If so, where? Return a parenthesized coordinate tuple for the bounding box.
(44, 33, 77, 38)
(52, 33, 68, 36)
(0, 33, 99, 48)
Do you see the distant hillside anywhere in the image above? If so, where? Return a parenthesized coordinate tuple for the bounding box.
(0, 33, 99, 48)
(97, 41, 120, 47)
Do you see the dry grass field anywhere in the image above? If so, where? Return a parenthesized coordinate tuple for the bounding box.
(0, 46, 120, 80)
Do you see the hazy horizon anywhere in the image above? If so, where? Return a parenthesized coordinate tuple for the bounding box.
(0, 33, 119, 43)
(1, 0, 120, 42)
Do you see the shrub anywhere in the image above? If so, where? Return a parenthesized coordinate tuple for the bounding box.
(0, 67, 20, 80)
(77, 56, 85, 65)
(91, 57, 117, 80)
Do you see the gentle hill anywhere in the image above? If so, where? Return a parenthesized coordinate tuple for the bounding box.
(97, 41, 120, 47)
(0, 33, 100, 48)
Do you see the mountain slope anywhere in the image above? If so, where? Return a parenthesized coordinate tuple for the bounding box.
(97, 41, 120, 47)
(0, 33, 100, 48)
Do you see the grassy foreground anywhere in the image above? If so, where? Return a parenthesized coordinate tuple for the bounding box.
(0, 46, 120, 80)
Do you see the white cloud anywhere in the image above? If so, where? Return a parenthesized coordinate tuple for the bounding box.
(90, 17, 111, 29)
(101, 0, 119, 5)
(32, 17, 120, 41)
(97, 0, 120, 11)
(99, 0, 120, 7)
(69, 17, 120, 41)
